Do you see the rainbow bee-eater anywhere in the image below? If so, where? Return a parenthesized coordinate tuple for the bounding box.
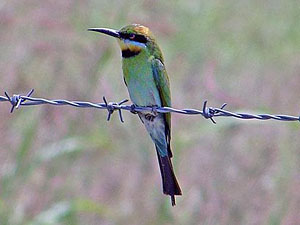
(88, 24, 182, 206)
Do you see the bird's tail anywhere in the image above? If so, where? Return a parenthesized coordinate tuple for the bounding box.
(155, 146, 182, 206)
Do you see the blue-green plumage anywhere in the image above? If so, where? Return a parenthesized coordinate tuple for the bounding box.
(89, 24, 181, 206)
(122, 51, 162, 108)
(122, 50, 169, 157)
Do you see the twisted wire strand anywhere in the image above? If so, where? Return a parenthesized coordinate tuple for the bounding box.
(1, 90, 299, 123)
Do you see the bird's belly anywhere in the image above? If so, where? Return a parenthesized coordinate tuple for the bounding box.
(126, 78, 161, 107)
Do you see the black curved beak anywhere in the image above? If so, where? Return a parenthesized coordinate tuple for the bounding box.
(88, 28, 120, 38)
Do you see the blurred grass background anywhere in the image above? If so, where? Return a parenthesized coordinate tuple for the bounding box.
(0, 0, 299, 224)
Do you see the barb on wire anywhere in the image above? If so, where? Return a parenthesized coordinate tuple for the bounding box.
(4, 89, 34, 113)
(102, 96, 128, 123)
(1, 90, 299, 124)
(202, 101, 227, 124)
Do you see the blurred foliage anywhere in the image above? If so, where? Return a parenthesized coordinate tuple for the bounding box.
(0, 0, 299, 224)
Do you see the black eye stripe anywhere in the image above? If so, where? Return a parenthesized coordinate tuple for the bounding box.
(134, 34, 148, 43)
(120, 33, 148, 43)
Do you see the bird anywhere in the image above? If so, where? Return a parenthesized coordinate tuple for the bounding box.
(88, 24, 182, 206)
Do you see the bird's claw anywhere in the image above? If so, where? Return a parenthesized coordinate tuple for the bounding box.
(151, 105, 158, 117)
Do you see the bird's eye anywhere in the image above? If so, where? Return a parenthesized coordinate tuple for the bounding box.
(129, 34, 135, 40)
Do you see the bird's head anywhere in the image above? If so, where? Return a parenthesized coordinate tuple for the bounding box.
(88, 24, 163, 59)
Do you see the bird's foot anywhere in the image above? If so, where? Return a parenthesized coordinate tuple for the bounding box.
(151, 105, 158, 117)
(145, 113, 156, 121)
(144, 105, 158, 121)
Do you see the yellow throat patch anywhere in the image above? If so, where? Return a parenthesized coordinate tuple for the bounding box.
(118, 39, 143, 53)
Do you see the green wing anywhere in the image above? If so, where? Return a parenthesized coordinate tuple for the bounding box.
(151, 57, 172, 156)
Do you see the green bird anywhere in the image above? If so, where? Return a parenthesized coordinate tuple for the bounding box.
(88, 24, 182, 206)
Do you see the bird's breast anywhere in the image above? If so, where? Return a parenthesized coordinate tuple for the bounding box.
(122, 52, 161, 107)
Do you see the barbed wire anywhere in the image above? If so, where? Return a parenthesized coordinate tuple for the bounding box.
(0, 89, 299, 124)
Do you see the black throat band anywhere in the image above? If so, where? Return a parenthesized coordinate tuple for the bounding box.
(122, 49, 141, 58)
